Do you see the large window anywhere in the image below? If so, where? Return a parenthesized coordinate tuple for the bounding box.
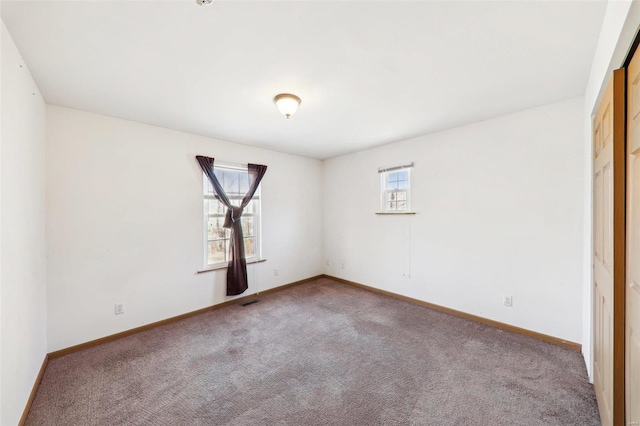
(380, 168, 411, 212)
(203, 163, 261, 267)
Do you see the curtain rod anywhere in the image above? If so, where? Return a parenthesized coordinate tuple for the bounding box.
(378, 162, 414, 173)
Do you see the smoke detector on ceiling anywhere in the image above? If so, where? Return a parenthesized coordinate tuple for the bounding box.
(196, 0, 213, 6)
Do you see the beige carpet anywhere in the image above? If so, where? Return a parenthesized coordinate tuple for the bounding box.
(26, 277, 600, 425)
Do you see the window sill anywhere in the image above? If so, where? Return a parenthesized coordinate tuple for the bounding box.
(197, 258, 267, 274)
(375, 212, 417, 215)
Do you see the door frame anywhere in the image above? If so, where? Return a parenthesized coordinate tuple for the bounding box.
(591, 68, 626, 426)
(612, 67, 626, 426)
(587, 4, 640, 387)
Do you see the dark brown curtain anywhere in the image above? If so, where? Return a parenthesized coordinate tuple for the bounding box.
(196, 156, 268, 296)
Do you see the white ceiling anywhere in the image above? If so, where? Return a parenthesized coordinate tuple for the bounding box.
(2, 1, 606, 159)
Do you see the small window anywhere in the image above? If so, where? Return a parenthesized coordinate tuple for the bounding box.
(203, 163, 261, 267)
(380, 167, 411, 212)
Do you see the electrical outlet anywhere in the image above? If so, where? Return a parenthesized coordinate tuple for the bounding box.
(341, 262, 345, 269)
(503, 295, 513, 307)
(115, 303, 125, 315)
(326, 260, 330, 266)
(273, 269, 278, 276)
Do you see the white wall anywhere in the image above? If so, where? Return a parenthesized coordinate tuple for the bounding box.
(0, 13, 4, 425)
(12, 0, 640, 395)
(323, 97, 585, 344)
(581, 0, 640, 381)
(0, 21, 47, 426)
(46, 106, 323, 352)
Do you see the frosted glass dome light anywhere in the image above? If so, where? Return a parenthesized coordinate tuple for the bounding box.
(273, 93, 301, 119)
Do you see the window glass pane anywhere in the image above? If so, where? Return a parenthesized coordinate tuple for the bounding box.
(204, 166, 261, 266)
(244, 237, 255, 258)
(213, 170, 223, 190)
(208, 200, 226, 215)
(208, 217, 227, 240)
(214, 170, 234, 195)
(239, 173, 250, 194)
(208, 167, 255, 197)
(208, 240, 226, 264)
(242, 216, 254, 236)
(385, 170, 409, 191)
(205, 179, 214, 196)
(232, 171, 243, 195)
(382, 169, 410, 212)
(220, 170, 230, 193)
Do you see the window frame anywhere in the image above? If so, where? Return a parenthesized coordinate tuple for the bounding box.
(380, 167, 412, 213)
(202, 162, 262, 269)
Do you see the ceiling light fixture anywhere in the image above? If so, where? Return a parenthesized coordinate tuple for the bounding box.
(273, 93, 301, 119)
(196, 0, 213, 6)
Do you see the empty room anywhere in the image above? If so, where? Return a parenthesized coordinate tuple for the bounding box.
(2, 0, 640, 425)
